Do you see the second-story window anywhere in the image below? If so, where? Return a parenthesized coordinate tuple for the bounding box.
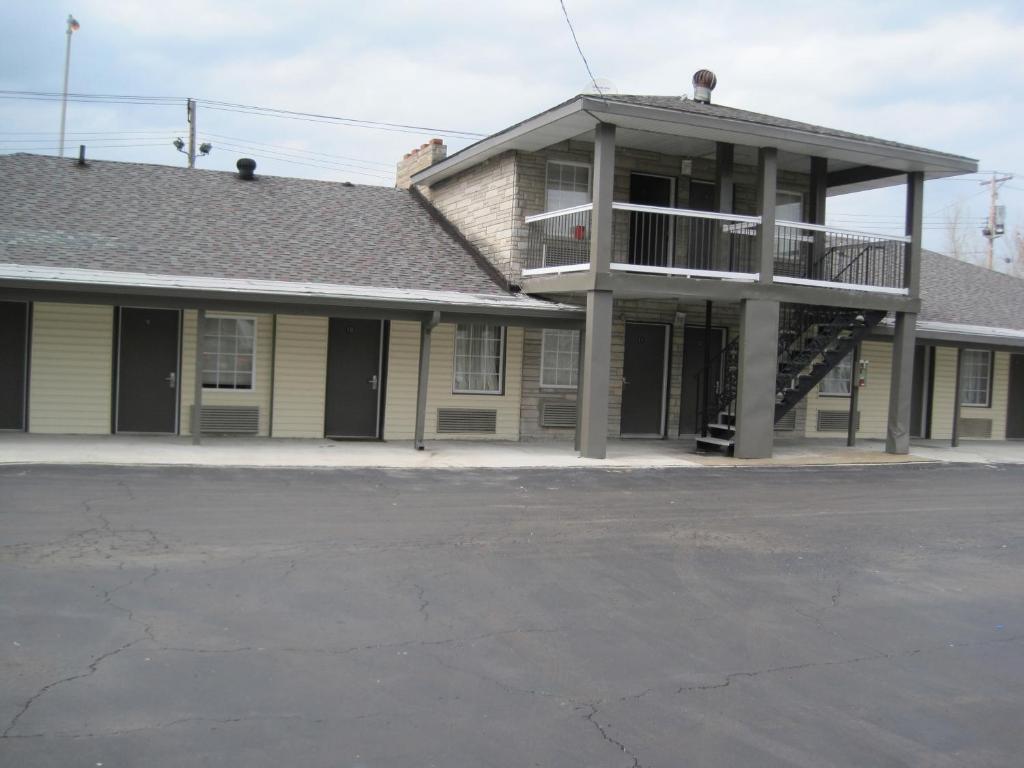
(545, 161, 591, 211)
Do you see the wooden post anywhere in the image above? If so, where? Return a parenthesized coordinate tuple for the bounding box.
(847, 343, 860, 447)
(414, 311, 441, 450)
(191, 308, 205, 445)
(952, 347, 963, 447)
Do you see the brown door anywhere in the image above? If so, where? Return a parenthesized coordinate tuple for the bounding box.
(679, 326, 725, 435)
(1007, 354, 1024, 439)
(116, 308, 180, 433)
(0, 301, 29, 431)
(324, 318, 385, 438)
(620, 323, 669, 436)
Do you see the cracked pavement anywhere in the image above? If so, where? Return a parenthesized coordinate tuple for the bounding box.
(1, 463, 1022, 767)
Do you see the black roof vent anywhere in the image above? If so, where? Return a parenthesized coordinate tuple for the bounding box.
(236, 158, 256, 180)
(341, 181, 354, 187)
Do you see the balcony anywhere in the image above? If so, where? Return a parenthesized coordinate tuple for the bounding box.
(523, 204, 909, 296)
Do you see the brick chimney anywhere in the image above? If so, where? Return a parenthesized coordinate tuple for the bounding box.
(395, 138, 447, 189)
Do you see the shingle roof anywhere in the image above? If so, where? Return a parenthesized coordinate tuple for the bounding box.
(919, 249, 1024, 331)
(593, 94, 976, 165)
(0, 153, 506, 295)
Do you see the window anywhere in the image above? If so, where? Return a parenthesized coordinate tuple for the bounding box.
(454, 323, 505, 394)
(775, 190, 803, 222)
(540, 329, 579, 389)
(819, 351, 853, 396)
(545, 161, 590, 211)
(960, 349, 992, 406)
(202, 316, 255, 390)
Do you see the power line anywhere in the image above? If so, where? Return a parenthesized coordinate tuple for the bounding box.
(558, 0, 603, 95)
(208, 140, 393, 181)
(200, 132, 393, 169)
(0, 90, 485, 139)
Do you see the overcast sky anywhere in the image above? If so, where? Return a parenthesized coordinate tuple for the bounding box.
(2, 0, 1022, 268)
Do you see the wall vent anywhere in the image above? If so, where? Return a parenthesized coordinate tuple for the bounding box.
(437, 408, 497, 434)
(192, 405, 259, 435)
(816, 409, 859, 432)
(959, 417, 993, 439)
(540, 399, 577, 428)
(774, 410, 797, 432)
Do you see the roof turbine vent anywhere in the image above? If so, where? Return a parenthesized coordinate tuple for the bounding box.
(236, 158, 256, 181)
(692, 69, 717, 104)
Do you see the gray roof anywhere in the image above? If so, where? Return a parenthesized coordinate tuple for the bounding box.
(602, 94, 975, 165)
(919, 249, 1024, 331)
(0, 153, 505, 295)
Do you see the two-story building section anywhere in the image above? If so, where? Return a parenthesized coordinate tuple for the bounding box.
(403, 71, 994, 459)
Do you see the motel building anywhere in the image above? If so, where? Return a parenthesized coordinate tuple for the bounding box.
(2, 74, 1023, 456)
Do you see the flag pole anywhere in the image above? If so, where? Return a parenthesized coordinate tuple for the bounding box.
(58, 14, 80, 158)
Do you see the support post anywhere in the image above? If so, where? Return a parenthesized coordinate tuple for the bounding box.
(886, 312, 917, 454)
(755, 147, 778, 283)
(847, 342, 860, 447)
(191, 308, 205, 445)
(578, 291, 613, 459)
(714, 143, 734, 270)
(734, 299, 780, 459)
(809, 157, 828, 279)
(701, 301, 713, 437)
(589, 123, 616, 274)
(904, 172, 924, 296)
(952, 347, 963, 447)
(414, 311, 441, 450)
(574, 327, 585, 453)
(187, 98, 197, 170)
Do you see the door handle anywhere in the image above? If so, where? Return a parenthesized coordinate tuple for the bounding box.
(165, 372, 176, 389)
(368, 374, 379, 391)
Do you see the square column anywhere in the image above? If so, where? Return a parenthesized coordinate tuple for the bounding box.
(589, 123, 616, 274)
(578, 290, 613, 459)
(734, 299, 780, 459)
(754, 147, 778, 283)
(191, 308, 205, 445)
(886, 311, 916, 454)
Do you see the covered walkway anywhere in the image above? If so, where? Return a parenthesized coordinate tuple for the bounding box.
(3, 433, 1019, 471)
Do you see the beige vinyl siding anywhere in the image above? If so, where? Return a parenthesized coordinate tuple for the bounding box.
(29, 303, 113, 434)
(180, 310, 273, 436)
(270, 315, 328, 438)
(383, 321, 523, 441)
(930, 347, 1009, 440)
(804, 340, 892, 439)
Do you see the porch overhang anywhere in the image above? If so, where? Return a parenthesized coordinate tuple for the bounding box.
(412, 95, 978, 195)
(0, 264, 585, 330)
(521, 271, 921, 314)
(871, 318, 1024, 351)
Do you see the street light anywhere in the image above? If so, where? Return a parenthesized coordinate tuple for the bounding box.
(58, 14, 80, 158)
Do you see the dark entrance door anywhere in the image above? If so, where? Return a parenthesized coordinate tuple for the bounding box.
(629, 173, 674, 267)
(685, 180, 716, 270)
(1007, 354, 1024, 439)
(679, 326, 725, 435)
(910, 345, 933, 439)
(620, 322, 668, 436)
(325, 318, 384, 438)
(0, 301, 29, 431)
(116, 308, 180, 433)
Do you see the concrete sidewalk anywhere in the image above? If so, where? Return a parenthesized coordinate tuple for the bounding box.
(1, 432, 1018, 470)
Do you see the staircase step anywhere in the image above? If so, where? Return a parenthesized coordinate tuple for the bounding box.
(695, 435, 734, 455)
(707, 424, 735, 439)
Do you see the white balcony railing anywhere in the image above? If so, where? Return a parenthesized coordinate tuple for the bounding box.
(522, 204, 910, 295)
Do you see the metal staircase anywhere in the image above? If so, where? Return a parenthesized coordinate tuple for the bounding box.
(693, 305, 886, 455)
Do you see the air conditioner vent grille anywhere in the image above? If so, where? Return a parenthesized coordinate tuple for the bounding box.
(540, 399, 577, 428)
(437, 408, 497, 434)
(192, 405, 259, 435)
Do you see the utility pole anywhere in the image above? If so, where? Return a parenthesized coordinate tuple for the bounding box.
(58, 14, 80, 158)
(981, 171, 1013, 270)
(186, 98, 197, 169)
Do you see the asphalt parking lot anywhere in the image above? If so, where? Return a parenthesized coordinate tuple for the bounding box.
(1, 463, 1022, 767)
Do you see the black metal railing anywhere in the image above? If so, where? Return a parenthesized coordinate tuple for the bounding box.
(775, 221, 906, 290)
(690, 337, 739, 437)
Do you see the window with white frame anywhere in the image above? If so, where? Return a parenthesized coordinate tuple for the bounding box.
(776, 190, 803, 222)
(819, 351, 853, 396)
(540, 329, 579, 389)
(202, 316, 255, 390)
(960, 349, 991, 406)
(454, 323, 504, 394)
(545, 161, 590, 211)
